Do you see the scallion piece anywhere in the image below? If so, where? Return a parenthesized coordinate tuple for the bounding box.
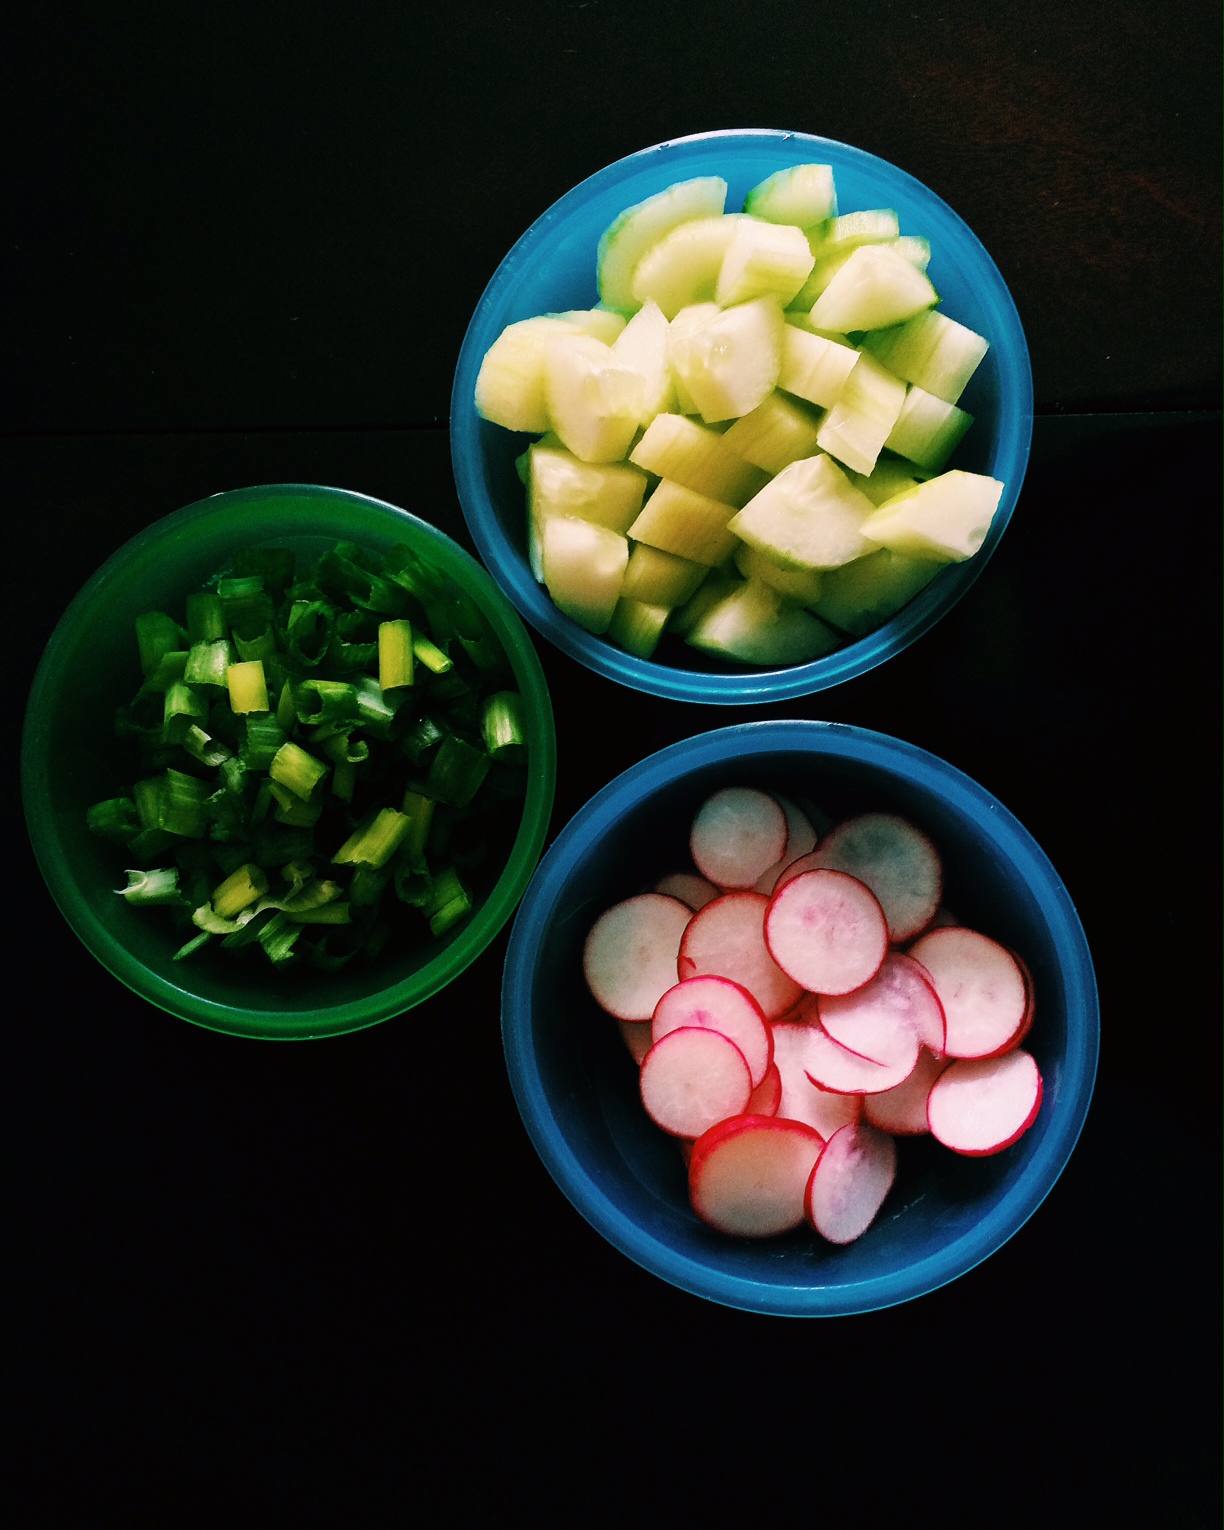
(186, 591, 227, 643)
(225, 659, 270, 715)
(333, 807, 413, 870)
(411, 632, 452, 675)
(184, 639, 232, 689)
(211, 862, 270, 919)
(424, 735, 491, 809)
(480, 691, 527, 764)
(136, 611, 187, 676)
(87, 798, 140, 844)
(268, 741, 329, 800)
(159, 768, 211, 839)
(378, 619, 415, 692)
(118, 866, 187, 906)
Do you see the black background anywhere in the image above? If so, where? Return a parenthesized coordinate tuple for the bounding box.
(8, 3, 1220, 1522)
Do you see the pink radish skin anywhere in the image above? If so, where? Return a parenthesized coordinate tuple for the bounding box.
(678, 891, 804, 1019)
(689, 1115, 825, 1238)
(639, 1027, 753, 1140)
(805, 1120, 898, 1244)
(583, 893, 694, 1020)
(690, 787, 788, 890)
(652, 976, 772, 1088)
(908, 926, 1028, 1059)
(770, 1020, 863, 1138)
(809, 812, 943, 944)
(817, 951, 946, 1063)
(864, 1047, 950, 1135)
(802, 1021, 919, 1095)
(745, 1060, 783, 1117)
(765, 869, 889, 996)
(772, 848, 822, 894)
(653, 871, 721, 912)
(754, 795, 818, 895)
(927, 1049, 1043, 1156)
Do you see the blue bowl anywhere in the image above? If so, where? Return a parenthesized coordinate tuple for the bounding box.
(452, 129, 1033, 704)
(501, 721, 1096, 1315)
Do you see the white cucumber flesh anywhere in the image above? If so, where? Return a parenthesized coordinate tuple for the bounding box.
(541, 516, 629, 633)
(728, 453, 877, 572)
(629, 412, 768, 506)
(544, 334, 645, 464)
(714, 217, 815, 307)
(720, 391, 825, 475)
(862, 309, 989, 404)
(861, 469, 1005, 562)
(666, 297, 785, 423)
(627, 479, 741, 567)
(734, 542, 824, 605)
(885, 386, 973, 472)
(607, 596, 671, 660)
(815, 351, 908, 476)
(809, 546, 944, 637)
(630, 215, 746, 318)
(808, 244, 939, 333)
(742, 162, 837, 227)
(778, 325, 861, 409)
(597, 176, 729, 316)
(685, 577, 841, 666)
(620, 541, 709, 607)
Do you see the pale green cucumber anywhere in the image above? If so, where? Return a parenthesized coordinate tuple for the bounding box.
(815, 351, 908, 475)
(666, 302, 723, 413)
(861, 309, 989, 404)
(791, 234, 931, 310)
(607, 596, 671, 659)
(846, 455, 929, 506)
(474, 316, 588, 434)
(721, 392, 825, 475)
(743, 163, 837, 227)
(714, 218, 815, 307)
(734, 542, 824, 605)
(597, 176, 729, 316)
(685, 577, 841, 666)
(541, 516, 629, 633)
(627, 479, 741, 567)
(778, 325, 861, 409)
(808, 244, 939, 333)
(809, 547, 943, 636)
(630, 215, 746, 319)
(620, 541, 709, 607)
(667, 568, 739, 638)
(667, 296, 785, 423)
(524, 442, 648, 579)
(861, 469, 1005, 561)
(885, 386, 973, 472)
(728, 454, 877, 571)
(629, 413, 769, 507)
(543, 334, 645, 464)
(610, 299, 676, 426)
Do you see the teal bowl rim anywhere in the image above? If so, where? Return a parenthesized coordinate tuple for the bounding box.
(451, 128, 1034, 704)
(501, 720, 1098, 1315)
(22, 483, 557, 1040)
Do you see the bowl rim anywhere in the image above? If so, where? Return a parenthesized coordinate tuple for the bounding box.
(501, 719, 1098, 1315)
(22, 482, 557, 1040)
(451, 127, 1035, 704)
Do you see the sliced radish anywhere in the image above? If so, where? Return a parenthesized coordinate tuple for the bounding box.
(864, 1046, 949, 1135)
(583, 893, 694, 1020)
(689, 1115, 825, 1237)
(810, 812, 942, 943)
(653, 871, 721, 911)
(801, 1021, 918, 1095)
(639, 1026, 753, 1139)
(764, 869, 888, 996)
(745, 1059, 782, 1116)
(770, 1020, 863, 1137)
(772, 847, 821, 893)
(652, 975, 772, 1087)
(908, 925, 1028, 1059)
(817, 950, 945, 1062)
(617, 1018, 654, 1065)
(690, 787, 788, 890)
(678, 890, 804, 1019)
(753, 794, 818, 895)
(805, 1120, 897, 1244)
(927, 1049, 1043, 1156)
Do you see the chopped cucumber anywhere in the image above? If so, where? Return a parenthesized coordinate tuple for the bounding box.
(627, 479, 741, 567)
(808, 244, 939, 333)
(597, 176, 729, 316)
(620, 541, 709, 607)
(861, 309, 989, 404)
(742, 163, 837, 227)
(884, 386, 974, 473)
(720, 392, 825, 475)
(631, 215, 747, 319)
(667, 296, 785, 423)
(809, 546, 944, 637)
(629, 413, 769, 506)
(816, 351, 908, 476)
(543, 334, 645, 464)
(861, 470, 1005, 562)
(728, 455, 877, 572)
(714, 218, 816, 308)
(686, 577, 841, 666)
(541, 516, 629, 632)
(778, 325, 861, 409)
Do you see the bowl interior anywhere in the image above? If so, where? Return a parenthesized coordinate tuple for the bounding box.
(452, 130, 1034, 703)
(502, 722, 1096, 1315)
(24, 485, 556, 1038)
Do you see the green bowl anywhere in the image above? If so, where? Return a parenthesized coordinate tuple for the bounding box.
(22, 484, 556, 1039)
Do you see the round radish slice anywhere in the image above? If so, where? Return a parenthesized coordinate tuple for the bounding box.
(652, 975, 772, 1087)
(689, 1115, 825, 1237)
(690, 787, 788, 890)
(810, 812, 942, 943)
(753, 794, 818, 895)
(770, 1020, 863, 1138)
(772, 847, 821, 893)
(678, 890, 803, 1019)
(583, 893, 693, 1020)
(653, 871, 721, 911)
(805, 1120, 897, 1245)
(927, 1049, 1043, 1156)
(745, 1060, 782, 1117)
(864, 1047, 949, 1135)
(764, 869, 888, 996)
(817, 951, 945, 1063)
(639, 1027, 753, 1139)
(908, 926, 1028, 1059)
(801, 1021, 918, 1095)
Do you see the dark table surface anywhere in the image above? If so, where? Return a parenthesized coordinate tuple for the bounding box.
(9, 3, 1220, 1521)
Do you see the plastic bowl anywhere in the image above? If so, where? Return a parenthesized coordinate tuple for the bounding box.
(451, 128, 1033, 704)
(501, 721, 1096, 1316)
(22, 484, 556, 1040)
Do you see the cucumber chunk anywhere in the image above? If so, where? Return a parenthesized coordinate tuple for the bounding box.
(686, 578, 841, 666)
(815, 352, 908, 476)
(861, 309, 989, 404)
(721, 392, 825, 475)
(714, 218, 816, 307)
(629, 413, 769, 507)
(742, 163, 837, 227)
(541, 517, 629, 633)
(597, 176, 729, 316)
(808, 244, 939, 333)
(630, 215, 746, 319)
(523, 441, 648, 579)
(809, 547, 943, 637)
(543, 334, 645, 464)
(728, 454, 877, 572)
(860, 470, 1005, 561)
(667, 296, 785, 424)
(884, 386, 973, 472)
(628, 480, 741, 567)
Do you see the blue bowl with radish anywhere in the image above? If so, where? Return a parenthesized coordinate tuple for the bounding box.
(452, 129, 1033, 704)
(501, 721, 1096, 1316)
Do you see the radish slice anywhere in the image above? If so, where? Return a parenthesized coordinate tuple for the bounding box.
(802, 1021, 918, 1095)
(810, 812, 942, 942)
(678, 890, 804, 1019)
(583, 893, 694, 1020)
(652, 975, 772, 1087)
(764, 869, 889, 996)
(772, 847, 821, 893)
(617, 1018, 654, 1065)
(639, 1026, 753, 1139)
(690, 787, 788, 890)
(908, 926, 1028, 1058)
(754, 794, 818, 895)
(817, 950, 946, 1062)
(745, 1060, 782, 1116)
(805, 1120, 897, 1244)
(689, 1115, 825, 1237)
(927, 1049, 1043, 1155)
(653, 871, 721, 911)
(864, 1046, 949, 1134)
(770, 1020, 863, 1137)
